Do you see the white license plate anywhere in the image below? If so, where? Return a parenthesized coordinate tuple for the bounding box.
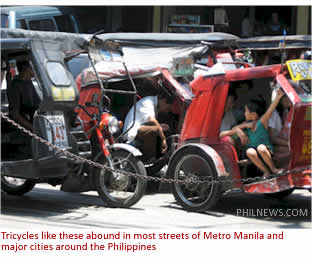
(44, 114, 69, 150)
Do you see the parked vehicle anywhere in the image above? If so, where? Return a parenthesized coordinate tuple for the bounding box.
(167, 35, 312, 212)
(1, 6, 80, 32)
(75, 61, 188, 177)
(71, 32, 241, 180)
(0, 28, 146, 208)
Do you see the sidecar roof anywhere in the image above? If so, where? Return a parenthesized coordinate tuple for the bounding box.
(0, 28, 91, 52)
(238, 35, 311, 50)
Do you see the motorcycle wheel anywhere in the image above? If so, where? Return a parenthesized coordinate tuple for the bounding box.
(168, 147, 220, 212)
(1, 176, 36, 195)
(93, 149, 147, 208)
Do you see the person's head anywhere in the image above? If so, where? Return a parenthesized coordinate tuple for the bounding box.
(17, 61, 33, 80)
(224, 88, 237, 113)
(158, 94, 174, 113)
(244, 96, 266, 121)
(272, 88, 291, 110)
(280, 95, 291, 110)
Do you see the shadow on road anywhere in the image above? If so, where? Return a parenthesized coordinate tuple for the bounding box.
(1, 187, 143, 220)
(163, 190, 311, 228)
(1, 186, 311, 229)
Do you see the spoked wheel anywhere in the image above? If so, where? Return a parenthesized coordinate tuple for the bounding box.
(169, 148, 220, 212)
(1, 176, 36, 195)
(93, 150, 147, 208)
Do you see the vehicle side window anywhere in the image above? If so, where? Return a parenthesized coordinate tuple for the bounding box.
(16, 19, 27, 29)
(1, 14, 8, 28)
(54, 15, 75, 33)
(46, 61, 70, 86)
(29, 19, 56, 31)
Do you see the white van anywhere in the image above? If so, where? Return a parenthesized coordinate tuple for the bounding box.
(1, 6, 80, 33)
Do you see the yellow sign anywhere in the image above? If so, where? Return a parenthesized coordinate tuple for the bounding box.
(286, 59, 312, 81)
(300, 129, 311, 161)
(52, 86, 76, 101)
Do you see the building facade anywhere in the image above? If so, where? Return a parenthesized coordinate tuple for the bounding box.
(72, 6, 311, 36)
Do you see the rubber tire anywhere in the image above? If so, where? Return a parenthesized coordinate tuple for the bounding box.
(93, 150, 147, 208)
(168, 147, 220, 212)
(1, 176, 36, 195)
(265, 189, 295, 199)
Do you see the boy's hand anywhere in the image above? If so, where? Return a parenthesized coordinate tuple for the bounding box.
(237, 129, 249, 145)
(233, 126, 249, 145)
(240, 121, 255, 129)
(276, 88, 285, 99)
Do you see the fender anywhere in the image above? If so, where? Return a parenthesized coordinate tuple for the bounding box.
(91, 143, 143, 184)
(110, 143, 143, 157)
(168, 143, 228, 177)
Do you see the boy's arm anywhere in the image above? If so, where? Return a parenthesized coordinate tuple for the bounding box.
(219, 121, 246, 138)
(219, 124, 249, 145)
(219, 129, 236, 138)
(261, 88, 284, 128)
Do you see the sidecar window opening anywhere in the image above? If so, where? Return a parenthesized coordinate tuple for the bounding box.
(226, 78, 272, 124)
(2, 54, 43, 107)
(106, 74, 178, 124)
(46, 61, 70, 86)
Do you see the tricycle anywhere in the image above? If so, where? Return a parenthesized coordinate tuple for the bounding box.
(0, 28, 147, 208)
(166, 34, 311, 212)
(71, 32, 240, 180)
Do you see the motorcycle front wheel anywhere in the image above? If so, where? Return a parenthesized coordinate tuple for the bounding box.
(93, 149, 147, 208)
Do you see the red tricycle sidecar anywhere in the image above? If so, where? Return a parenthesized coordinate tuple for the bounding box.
(168, 58, 311, 212)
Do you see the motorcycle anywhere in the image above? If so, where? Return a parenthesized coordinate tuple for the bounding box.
(1, 28, 146, 208)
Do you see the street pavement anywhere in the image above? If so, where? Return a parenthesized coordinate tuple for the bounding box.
(0, 184, 311, 229)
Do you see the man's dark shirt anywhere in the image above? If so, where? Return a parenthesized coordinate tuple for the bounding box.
(8, 76, 40, 121)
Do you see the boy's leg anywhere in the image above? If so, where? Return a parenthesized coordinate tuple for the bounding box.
(256, 144, 277, 173)
(246, 148, 271, 177)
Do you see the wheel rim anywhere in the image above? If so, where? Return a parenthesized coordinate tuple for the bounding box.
(173, 154, 215, 208)
(2, 176, 27, 187)
(99, 156, 139, 202)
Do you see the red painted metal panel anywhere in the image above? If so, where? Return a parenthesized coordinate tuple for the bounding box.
(180, 91, 212, 141)
(243, 170, 311, 193)
(181, 75, 228, 141)
(200, 82, 229, 141)
(276, 74, 301, 104)
(161, 69, 191, 101)
(206, 141, 242, 188)
(76, 73, 101, 134)
(289, 104, 312, 169)
(225, 64, 282, 82)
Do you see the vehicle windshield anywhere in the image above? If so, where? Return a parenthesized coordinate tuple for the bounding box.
(67, 53, 90, 80)
(46, 61, 70, 86)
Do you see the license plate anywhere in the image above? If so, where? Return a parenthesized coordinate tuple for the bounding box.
(44, 114, 69, 150)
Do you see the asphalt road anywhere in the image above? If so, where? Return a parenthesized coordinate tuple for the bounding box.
(0, 183, 311, 230)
